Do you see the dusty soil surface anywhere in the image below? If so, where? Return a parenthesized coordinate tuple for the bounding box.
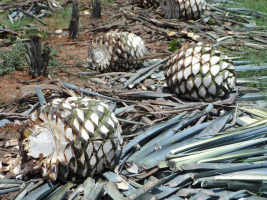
(0, 123, 20, 139)
(0, 70, 49, 103)
(0, 0, 170, 106)
(48, 36, 89, 65)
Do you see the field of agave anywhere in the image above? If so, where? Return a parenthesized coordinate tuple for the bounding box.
(0, 0, 267, 199)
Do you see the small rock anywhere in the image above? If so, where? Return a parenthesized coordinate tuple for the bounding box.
(150, 85, 157, 91)
(119, 77, 127, 83)
(55, 29, 63, 34)
(141, 85, 147, 91)
(143, 79, 155, 87)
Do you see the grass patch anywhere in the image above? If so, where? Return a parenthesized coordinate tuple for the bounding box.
(0, 2, 72, 29)
(235, 0, 267, 16)
(221, 0, 267, 89)
(0, 11, 48, 39)
(231, 48, 267, 65)
(20, 28, 49, 40)
(49, 45, 65, 67)
(0, 10, 35, 28)
(6, 16, 34, 28)
(222, 0, 267, 61)
(43, 6, 72, 28)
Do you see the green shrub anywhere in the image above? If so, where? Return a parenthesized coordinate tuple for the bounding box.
(0, 42, 27, 75)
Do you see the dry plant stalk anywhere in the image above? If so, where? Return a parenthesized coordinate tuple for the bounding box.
(69, 0, 79, 39)
(24, 35, 51, 78)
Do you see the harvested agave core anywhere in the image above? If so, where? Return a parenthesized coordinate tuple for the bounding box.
(17, 97, 122, 181)
(164, 43, 236, 102)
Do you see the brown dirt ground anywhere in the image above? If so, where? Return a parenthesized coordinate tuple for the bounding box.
(0, 36, 93, 104)
(0, 0, 170, 106)
(0, 123, 20, 139)
(49, 35, 89, 65)
(0, 70, 49, 103)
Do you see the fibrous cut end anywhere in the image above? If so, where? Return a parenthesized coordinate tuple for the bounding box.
(2, 97, 122, 181)
(88, 31, 147, 72)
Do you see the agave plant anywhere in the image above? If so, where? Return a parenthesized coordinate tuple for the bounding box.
(129, 0, 160, 9)
(88, 31, 147, 72)
(164, 42, 236, 102)
(160, 0, 207, 20)
(24, 35, 51, 78)
(2, 97, 122, 181)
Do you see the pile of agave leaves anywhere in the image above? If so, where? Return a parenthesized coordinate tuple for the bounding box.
(2, 0, 267, 200)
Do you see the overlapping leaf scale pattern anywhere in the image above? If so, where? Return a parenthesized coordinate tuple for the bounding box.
(21, 97, 122, 181)
(129, 0, 160, 9)
(88, 31, 147, 72)
(160, 0, 206, 20)
(164, 42, 236, 102)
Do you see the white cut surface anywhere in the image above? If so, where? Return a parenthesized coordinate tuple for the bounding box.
(62, 102, 72, 110)
(184, 66, 192, 80)
(210, 56, 220, 65)
(221, 61, 229, 70)
(107, 150, 115, 163)
(192, 55, 200, 66)
(215, 74, 223, 85)
(94, 141, 102, 151)
(100, 124, 109, 136)
(90, 112, 99, 126)
(75, 108, 84, 122)
(191, 91, 198, 99)
(107, 117, 115, 129)
(208, 84, 216, 95)
(184, 56, 193, 68)
(186, 78, 194, 91)
(84, 119, 94, 134)
(198, 86, 206, 98)
(27, 127, 54, 158)
(177, 71, 183, 83)
(65, 145, 74, 163)
(203, 74, 212, 87)
(86, 143, 94, 158)
(90, 154, 97, 167)
(201, 63, 210, 75)
(210, 65, 220, 77)
(103, 140, 113, 154)
(81, 128, 89, 141)
(96, 158, 104, 173)
(116, 181, 129, 190)
(192, 63, 201, 75)
(194, 75, 202, 88)
(65, 128, 74, 141)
